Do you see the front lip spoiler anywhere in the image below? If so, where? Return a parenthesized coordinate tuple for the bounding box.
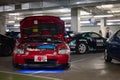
(17, 63, 70, 69)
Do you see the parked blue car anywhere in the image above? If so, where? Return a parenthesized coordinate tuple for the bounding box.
(104, 30, 120, 62)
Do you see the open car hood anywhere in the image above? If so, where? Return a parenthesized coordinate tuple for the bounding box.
(20, 16, 65, 40)
(21, 23, 63, 37)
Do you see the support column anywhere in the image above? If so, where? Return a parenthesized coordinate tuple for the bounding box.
(0, 14, 6, 35)
(71, 8, 81, 32)
(100, 18, 106, 37)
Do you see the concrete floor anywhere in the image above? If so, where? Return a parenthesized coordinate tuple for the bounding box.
(0, 52, 120, 80)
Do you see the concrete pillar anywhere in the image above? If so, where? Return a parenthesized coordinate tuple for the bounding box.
(0, 14, 6, 35)
(100, 18, 106, 37)
(71, 8, 81, 32)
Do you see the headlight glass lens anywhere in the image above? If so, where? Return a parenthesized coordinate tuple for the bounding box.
(58, 49, 70, 54)
(14, 48, 24, 54)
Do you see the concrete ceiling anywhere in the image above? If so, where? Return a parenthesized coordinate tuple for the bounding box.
(0, 0, 120, 6)
(0, 0, 42, 5)
(2, 0, 120, 29)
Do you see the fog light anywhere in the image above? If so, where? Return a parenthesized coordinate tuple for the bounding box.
(25, 52, 29, 55)
(53, 52, 57, 55)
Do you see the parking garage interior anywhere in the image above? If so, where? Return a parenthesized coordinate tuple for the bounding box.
(0, 0, 120, 80)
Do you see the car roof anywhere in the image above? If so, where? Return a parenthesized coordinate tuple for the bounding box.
(73, 32, 100, 37)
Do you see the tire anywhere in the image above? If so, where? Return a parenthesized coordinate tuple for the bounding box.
(13, 62, 18, 68)
(62, 64, 70, 70)
(76, 42, 88, 54)
(1, 45, 12, 56)
(58, 64, 70, 70)
(12, 61, 24, 69)
(104, 49, 112, 62)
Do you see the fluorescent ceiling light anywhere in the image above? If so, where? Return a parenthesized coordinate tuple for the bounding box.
(6, 29, 9, 32)
(9, 13, 20, 16)
(107, 23, 113, 25)
(60, 17, 71, 20)
(76, 2, 82, 4)
(106, 22, 120, 25)
(14, 24, 20, 27)
(15, 17, 23, 20)
(108, 10, 120, 13)
(81, 15, 92, 18)
(59, 8, 70, 13)
(97, 23, 101, 25)
(65, 24, 71, 27)
(80, 10, 91, 15)
(8, 21, 15, 23)
(80, 21, 90, 24)
(97, 22, 120, 26)
(107, 19, 120, 22)
(96, 4, 114, 9)
(107, 22, 120, 25)
(94, 14, 113, 18)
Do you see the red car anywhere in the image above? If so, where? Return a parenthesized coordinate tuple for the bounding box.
(12, 16, 70, 69)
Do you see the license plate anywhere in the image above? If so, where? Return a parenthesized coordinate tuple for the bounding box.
(34, 55, 47, 62)
(96, 40, 103, 42)
(97, 43, 103, 46)
(96, 40, 103, 46)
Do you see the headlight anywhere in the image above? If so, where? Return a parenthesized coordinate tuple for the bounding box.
(27, 48, 39, 51)
(58, 49, 70, 54)
(14, 48, 24, 54)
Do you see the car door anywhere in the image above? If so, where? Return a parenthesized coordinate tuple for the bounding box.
(108, 30, 120, 59)
(89, 32, 105, 48)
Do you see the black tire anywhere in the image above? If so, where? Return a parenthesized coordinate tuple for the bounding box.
(76, 42, 88, 54)
(12, 61, 24, 69)
(12, 59, 19, 68)
(58, 64, 70, 70)
(104, 49, 112, 62)
(1, 45, 12, 56)
(13, 62, 18, 68)
(62, 64, 70, 70)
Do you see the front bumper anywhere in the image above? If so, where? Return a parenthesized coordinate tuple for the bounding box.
(13, 54, 70, 68)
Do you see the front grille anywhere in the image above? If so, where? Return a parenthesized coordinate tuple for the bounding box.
(24, 59, 57, 68)
(25, 59, 57, 65)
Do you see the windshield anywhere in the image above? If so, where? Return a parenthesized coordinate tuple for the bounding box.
(21, 23, 62, 36)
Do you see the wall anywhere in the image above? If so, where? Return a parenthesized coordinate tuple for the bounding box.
(0, 14, 6, 34)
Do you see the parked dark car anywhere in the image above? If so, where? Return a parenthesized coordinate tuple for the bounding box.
(104, 30, 120, 62)
(0, 34, 15, 56)
(68, 32, 106, 54)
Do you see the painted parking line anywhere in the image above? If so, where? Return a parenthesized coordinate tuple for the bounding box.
(71, 58, 88, 63)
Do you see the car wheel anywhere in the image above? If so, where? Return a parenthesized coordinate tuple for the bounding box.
(12, 62, 18, 68)
(63, 64, 70, 70)
(104, 49, 112, 62)
(12, 60, 23, 69)
(1, 45, 12, 56)
(77, 42, 88, 54)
